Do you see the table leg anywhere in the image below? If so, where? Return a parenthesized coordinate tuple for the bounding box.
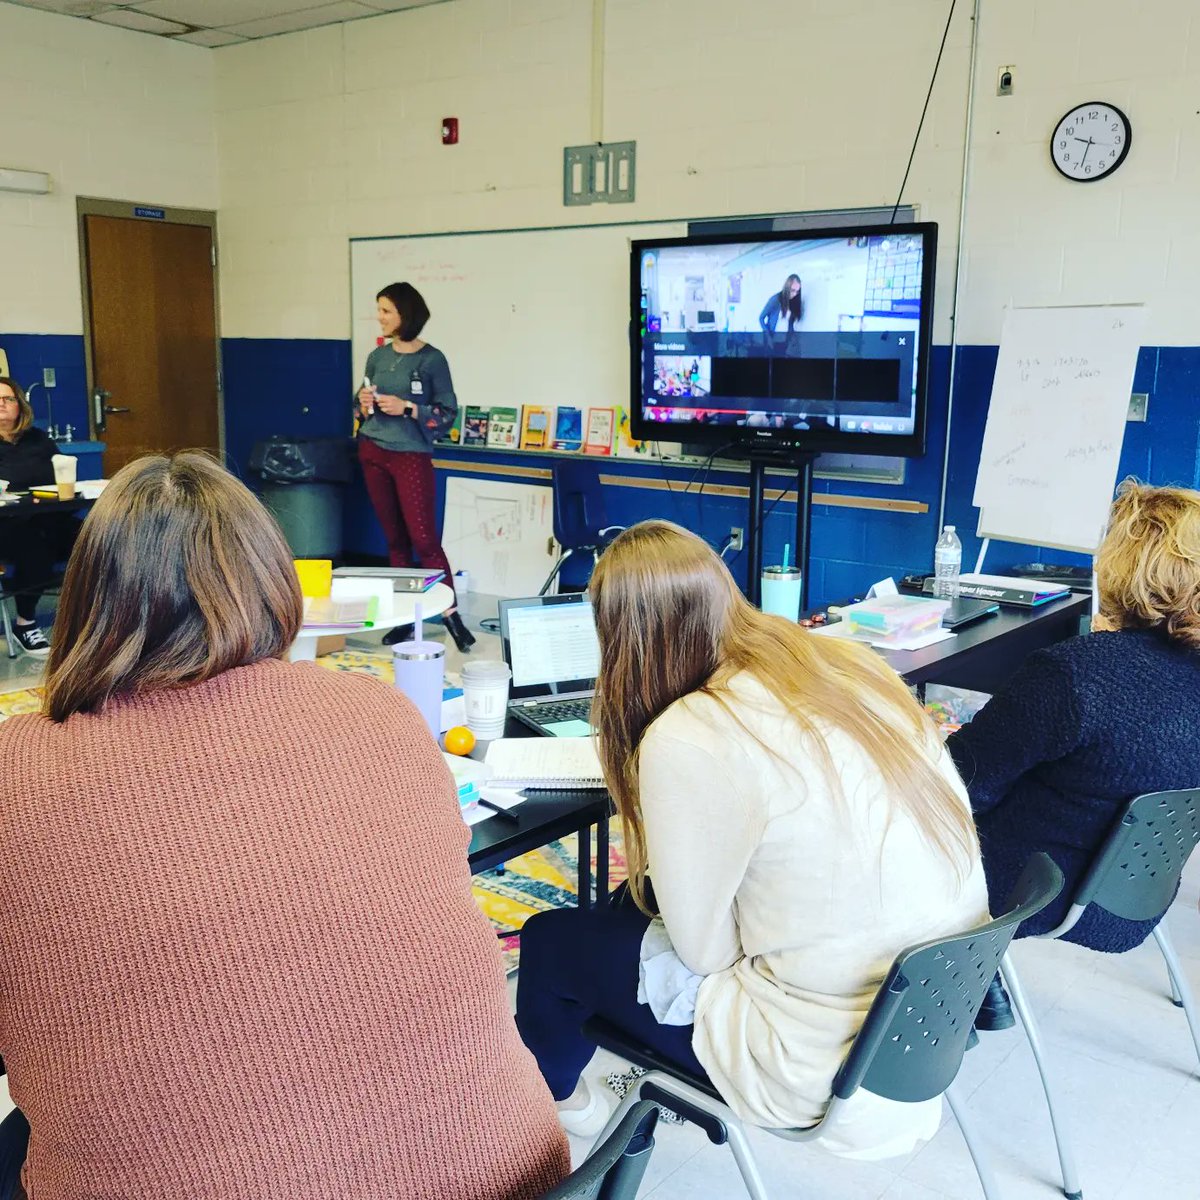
(577, 823, 593, 912)
(596, 812, 610, 907)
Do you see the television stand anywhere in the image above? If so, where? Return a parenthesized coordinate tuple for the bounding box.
(740, 448, 816, 611)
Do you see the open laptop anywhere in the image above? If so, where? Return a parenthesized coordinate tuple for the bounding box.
(497, 593, 599, 737)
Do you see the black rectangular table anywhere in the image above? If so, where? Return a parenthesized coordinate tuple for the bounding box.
(877, 591, 1091, 695)
(466, 712, 612, 910)
(463, 591, 1089, 908)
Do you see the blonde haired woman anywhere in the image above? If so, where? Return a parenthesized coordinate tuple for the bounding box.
(949, 482, 1200, 964)
(516, 521, 988, 1157)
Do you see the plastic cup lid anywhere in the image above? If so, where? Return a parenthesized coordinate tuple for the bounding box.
(762, 566, 802, 579)
(462, 660, 511, 680)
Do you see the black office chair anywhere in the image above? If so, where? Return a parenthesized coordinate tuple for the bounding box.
(540, 460, 624, 595)
(999, 788, 1200, 1197)
(539, 1100, 659, 1200)
(585, 853, 1066, 1200)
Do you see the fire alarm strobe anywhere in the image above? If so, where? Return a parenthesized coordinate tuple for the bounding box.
(441, 118, 458, 145)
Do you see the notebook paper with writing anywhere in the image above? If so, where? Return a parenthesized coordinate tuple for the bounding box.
(483, 738, 605, 790)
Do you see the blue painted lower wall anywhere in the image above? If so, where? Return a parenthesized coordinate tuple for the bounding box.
(0, 333, 91, 436)
(6, 329, 1196, 611)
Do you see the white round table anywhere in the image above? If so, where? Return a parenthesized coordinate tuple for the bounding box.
(288, 581, 455, 662)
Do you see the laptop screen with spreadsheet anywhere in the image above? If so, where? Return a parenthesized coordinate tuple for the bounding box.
(498, 594, 601, 699)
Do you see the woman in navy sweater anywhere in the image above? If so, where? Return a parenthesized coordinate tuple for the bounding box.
(948, 482, 1200, 960)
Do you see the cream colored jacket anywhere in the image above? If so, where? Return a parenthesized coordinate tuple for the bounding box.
(639, 672, 989, 1158)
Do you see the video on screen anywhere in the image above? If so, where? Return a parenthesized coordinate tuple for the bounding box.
(633, 229, 932, 449)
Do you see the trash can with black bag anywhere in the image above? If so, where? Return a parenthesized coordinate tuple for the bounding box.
(249, 436, 352, 559)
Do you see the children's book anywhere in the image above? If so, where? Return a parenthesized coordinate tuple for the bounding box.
(462, 406, 490, 446)
(614, 405, 649, 457)
(583, 407, 614, 456)
(520, 406, 550, 450)
(486, 406, 521, 449)
(553, 406, 583, 451)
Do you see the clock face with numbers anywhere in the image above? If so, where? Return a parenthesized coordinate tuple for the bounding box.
(1050, 102, 1132, 182)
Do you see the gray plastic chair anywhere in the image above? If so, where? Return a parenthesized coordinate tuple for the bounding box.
(1000, 788, 1200, 1200)
(540, 1100, 659, 1200)
(585, 853, 1065, 1200)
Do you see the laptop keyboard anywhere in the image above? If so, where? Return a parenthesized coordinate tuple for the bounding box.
(518, 698, 593, 727)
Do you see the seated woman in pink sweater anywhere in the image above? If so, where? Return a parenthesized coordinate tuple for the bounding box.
(0, 452, 567, 1200)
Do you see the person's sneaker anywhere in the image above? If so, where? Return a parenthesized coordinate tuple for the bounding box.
(13, 623, 50, 657)
(556, 1077, 611, 1138)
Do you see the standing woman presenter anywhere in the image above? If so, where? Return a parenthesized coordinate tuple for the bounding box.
(356, 282, 474, 652)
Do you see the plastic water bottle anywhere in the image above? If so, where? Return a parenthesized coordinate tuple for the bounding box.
(933, 525, 962, 599)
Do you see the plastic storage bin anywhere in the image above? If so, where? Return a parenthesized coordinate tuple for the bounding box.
(840, 595, 950, 640)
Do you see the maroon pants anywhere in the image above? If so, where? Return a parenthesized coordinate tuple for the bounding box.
(357, 437, 456, 602)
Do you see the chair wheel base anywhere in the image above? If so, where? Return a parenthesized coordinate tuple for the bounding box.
(1170, 998, 1184, 1008)
(1065, 1190, 1083, 1200)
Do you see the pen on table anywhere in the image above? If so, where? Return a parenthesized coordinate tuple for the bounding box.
(477, 797, 520, 824)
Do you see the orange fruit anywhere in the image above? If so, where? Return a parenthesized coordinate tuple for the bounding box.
(444, 725, 476, 756)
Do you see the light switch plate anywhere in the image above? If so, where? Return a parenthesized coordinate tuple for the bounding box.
(42, 367, 56, 387)
(1127, 392, 1149, 422)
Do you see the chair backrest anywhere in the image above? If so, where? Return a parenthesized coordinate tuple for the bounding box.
(552, 459, 609, 550)
(539, 1101, 659, 1200)
(832, 852, 1063, 1105)
(1072, 788, 1200, 922)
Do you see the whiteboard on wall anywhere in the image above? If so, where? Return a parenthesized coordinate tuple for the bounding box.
(442, 476, 556, 598)
(974, 304, 1146, 554)
(350, 221, 685, 427)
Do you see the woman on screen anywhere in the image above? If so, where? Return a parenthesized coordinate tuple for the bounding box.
(758, 273, 802, 349)
(948, 482, 1200, 1028)
(515, 521, 987, 1155)
(356, 282, 474, 652)
(0, 452, 567, 1200)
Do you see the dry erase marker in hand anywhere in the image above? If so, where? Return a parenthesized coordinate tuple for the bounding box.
(361, 375, 376, 414)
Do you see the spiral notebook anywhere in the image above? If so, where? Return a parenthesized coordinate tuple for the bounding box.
(483, 738, 605, 790)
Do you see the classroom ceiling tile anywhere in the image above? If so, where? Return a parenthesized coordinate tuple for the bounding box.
(133, 0, 332, 26)
(222, 1, 379, 38)
(172, 27, 246, 46)
(0, 0, 448, 42)
(92, 6, 186, 33)
(4, 0, 126, 15)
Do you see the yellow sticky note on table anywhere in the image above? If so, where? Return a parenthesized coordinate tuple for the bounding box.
(294, 559, 333, 598)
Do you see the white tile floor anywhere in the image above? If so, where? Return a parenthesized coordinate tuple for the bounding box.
(3, 592, 1199, 1198)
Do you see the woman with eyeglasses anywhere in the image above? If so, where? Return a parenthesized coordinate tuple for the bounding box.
(0, 377, 75, 656)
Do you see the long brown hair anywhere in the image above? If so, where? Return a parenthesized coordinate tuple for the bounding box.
(42, 452, 304, 722)
(1096, 480, 1200, 651)
(0, 376, 34, 441)
(589, 521, 978, 913)
(778, 274, 802, 321)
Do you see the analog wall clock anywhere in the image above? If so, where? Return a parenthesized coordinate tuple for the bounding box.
(1050, 102, 1132, 182)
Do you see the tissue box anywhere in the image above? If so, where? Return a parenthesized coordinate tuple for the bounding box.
(841, 595, 949, 640)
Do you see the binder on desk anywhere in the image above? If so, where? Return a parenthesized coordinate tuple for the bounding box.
(922, 573, 1070, 608)
(483, 738, 605, 790)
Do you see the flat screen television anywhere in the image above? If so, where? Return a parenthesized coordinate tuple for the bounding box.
(630, 222, 937, 457)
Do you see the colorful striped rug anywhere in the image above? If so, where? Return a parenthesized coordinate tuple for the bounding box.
(0, 648, 625, 973)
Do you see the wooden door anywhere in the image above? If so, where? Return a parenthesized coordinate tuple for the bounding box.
(83, 215, 220, 474)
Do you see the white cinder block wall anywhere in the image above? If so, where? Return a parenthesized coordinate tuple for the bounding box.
(0, 3, 217, 337)
(215, 0, 1200, 349)
(1, 0, 1198, 349)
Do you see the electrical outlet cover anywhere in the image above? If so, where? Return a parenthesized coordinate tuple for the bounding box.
(43, 367, 56, 387)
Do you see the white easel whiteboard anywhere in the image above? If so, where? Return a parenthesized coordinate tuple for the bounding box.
(974, 304, 1146, 553)
(442, 476, 555, 597)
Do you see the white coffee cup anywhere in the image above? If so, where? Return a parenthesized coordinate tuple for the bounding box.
(51, 454, 77, 501)
(461, 660, 511, 740)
